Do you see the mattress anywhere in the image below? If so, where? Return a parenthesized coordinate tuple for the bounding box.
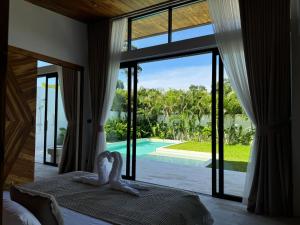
(22, 171, 213, 225)
(3, 192, 112, 225)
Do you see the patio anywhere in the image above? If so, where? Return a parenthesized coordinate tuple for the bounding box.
(135, 155, 246, 196)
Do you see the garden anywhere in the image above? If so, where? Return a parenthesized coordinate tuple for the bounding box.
(105, 79, 255, 172)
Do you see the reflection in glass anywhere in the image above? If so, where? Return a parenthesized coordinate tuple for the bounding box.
(132, 11, 168, 49)
(172, 0, 213, 42)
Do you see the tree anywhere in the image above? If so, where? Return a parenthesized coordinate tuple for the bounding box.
(223, 79, 244, 124)
(187, 85, 211, 141)
(111, 80, 127, 119)
(116, 80, 124, 89)
(222, 79, 249, 145)
(137, 88, 162, 137)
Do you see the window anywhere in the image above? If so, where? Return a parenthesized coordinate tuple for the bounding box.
(172, 1, 213, 42)
(131, 11, 168, 49)
(127, 0, 213, 50)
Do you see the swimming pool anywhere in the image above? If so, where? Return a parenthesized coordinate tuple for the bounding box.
(107, 139, 206, 167)
(107, 139, 171, 156)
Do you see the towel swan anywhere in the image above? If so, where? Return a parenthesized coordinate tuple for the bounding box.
(73, 151, 141, 196)
(73, 151, 111, 186)
(108, 152, 140, 196)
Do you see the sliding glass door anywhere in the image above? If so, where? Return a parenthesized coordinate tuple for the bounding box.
(213, 53, 252, 201)
(35, 73, 67, 166)
(135, 53, 213, 194)
(106, 49, 250, 201)
(43, 74, 59, 166)
(106, 67, 136, 179)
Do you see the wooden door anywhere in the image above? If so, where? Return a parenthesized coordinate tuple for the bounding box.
(4, 49, 37, 188)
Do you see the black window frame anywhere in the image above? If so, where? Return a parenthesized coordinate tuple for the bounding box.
(37, 72, 59, 167)
(119, 48, 242, 202)
(127, 0, 212, 51)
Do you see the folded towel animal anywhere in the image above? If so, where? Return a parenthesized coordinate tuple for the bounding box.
(72, 151, 112, 186)
(73, 151, 143, 196)
(108, 152, 140, 196)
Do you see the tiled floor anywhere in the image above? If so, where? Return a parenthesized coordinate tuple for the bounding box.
(200, 196, 299, 225)
(135, 156, 246, 196)
(34, 162, 58, 181)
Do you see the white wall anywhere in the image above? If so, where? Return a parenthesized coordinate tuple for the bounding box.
(291, 0, 300, 217)
(8, 0, 92, 169)
(9, 0, 88, 67)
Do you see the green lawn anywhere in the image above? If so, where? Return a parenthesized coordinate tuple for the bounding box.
(165, 141, 250, 172)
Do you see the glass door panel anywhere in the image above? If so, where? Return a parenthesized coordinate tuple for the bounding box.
(106, 68, 134, 178)
(44, 74, 59, 166)
(222, 67, 254, 198)
(135, 53, 213, 194)
(35, 77, 46, 163)
(214, 52, 246, 201)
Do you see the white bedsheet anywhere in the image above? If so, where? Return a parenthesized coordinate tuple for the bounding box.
(3, 192, 111, 225)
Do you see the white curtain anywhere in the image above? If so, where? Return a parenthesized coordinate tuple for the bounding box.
(96, 18, 127, 157)
(208, 0, 256, 203)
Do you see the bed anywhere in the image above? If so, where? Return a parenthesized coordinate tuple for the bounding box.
(8, 171, 214, 225)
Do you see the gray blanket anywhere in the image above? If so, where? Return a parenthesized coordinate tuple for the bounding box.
(23, 171, 213, 225)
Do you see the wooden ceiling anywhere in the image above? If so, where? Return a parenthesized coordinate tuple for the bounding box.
(25, 0, 173, 22)
(25, 0, 211, 40)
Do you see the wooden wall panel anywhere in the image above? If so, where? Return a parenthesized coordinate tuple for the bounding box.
(4, 50, 37, 188)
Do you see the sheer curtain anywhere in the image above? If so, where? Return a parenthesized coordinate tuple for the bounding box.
(96, 18, 127, 160)
(207, 0, 256, 203)
(85, 18, 127, 171)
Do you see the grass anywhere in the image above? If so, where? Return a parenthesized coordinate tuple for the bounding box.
(165, 141, 250, 172)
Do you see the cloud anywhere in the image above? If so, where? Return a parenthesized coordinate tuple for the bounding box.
(138, 65, 213, 91)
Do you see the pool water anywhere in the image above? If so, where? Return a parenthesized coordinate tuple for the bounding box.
(107, 139, 206, 167)
(107, 139, 170, 156)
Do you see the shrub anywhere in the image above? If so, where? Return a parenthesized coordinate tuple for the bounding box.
(239, 128, 255, 145)
(105, 119, 127, 142)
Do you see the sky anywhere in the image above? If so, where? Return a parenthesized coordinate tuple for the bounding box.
(127, 24, 215, 91)
(139, 54, 213, 91)
(38, 60, 52, 68)
(38, 24, 216, 91)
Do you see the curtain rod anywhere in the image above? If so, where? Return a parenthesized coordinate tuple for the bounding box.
(111, 0, 201, 21)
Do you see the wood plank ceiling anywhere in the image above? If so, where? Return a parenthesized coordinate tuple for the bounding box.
(25, 0, 211, 40)
(25, 0, 173, 22)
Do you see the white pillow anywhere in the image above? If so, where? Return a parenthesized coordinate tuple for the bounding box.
(3, 197, 41, 225)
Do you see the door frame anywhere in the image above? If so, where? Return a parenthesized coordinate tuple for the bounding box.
(8, 46, 85, 170)
(38, 73, 59, 166)
(120, 48, 243, 202)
